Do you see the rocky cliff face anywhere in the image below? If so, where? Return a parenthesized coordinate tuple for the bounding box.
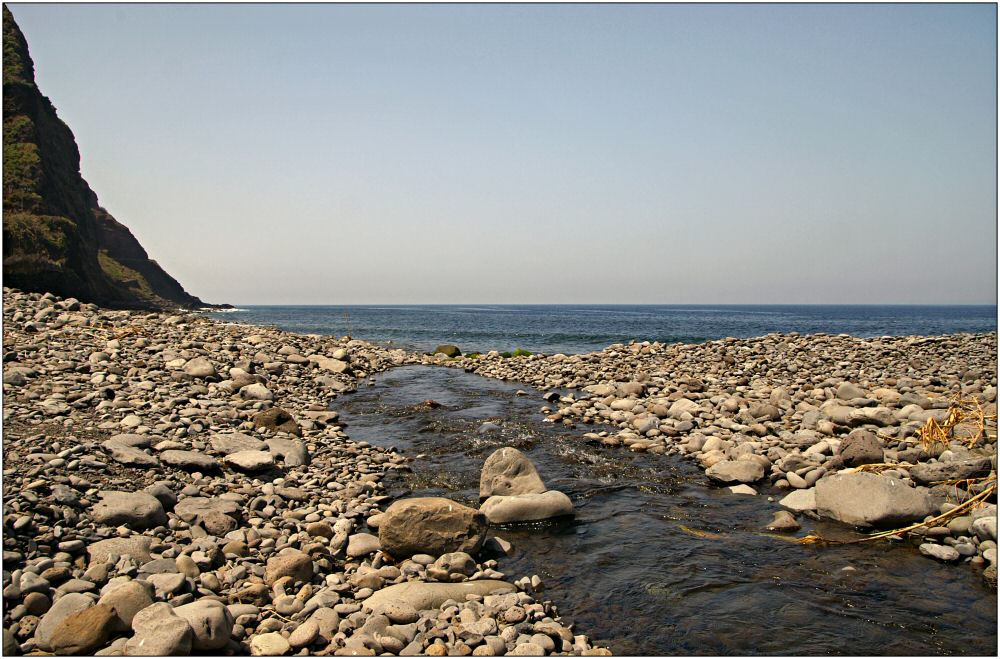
(3, 6, 208, 309)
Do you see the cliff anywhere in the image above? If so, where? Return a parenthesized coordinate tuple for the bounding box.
(3, 5, 209, 309)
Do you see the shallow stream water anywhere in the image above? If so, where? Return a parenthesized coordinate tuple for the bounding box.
(334, 365, 997, 655)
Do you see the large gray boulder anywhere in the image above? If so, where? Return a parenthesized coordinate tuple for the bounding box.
(479, 447, 547, 500)
(480, 491, 574, 524)
(91, 492, 167, 530)
(379, 497, 487, 559)
(705, 460, 766, 484)
(815, 472, 936, 528)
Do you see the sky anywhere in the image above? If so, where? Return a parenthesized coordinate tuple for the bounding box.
(7, 2, 998, 305)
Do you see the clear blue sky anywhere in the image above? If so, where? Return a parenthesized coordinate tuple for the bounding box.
(8, 3, 997, 304)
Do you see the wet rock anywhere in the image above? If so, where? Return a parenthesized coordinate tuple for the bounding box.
(433, 345, 462, 358)
(225, 450, 275, 472)
(766, 511, 801, 532)
(480, 491, 574, 524)
(919, 543, 961, 561)
(480, 447, 548, 499)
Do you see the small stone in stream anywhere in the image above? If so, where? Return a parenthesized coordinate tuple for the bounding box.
(705, 460, 766, 484)
(480, 490, 574, 524)
(173, 599, 234, 650)
(250, 632, 291, 656)
(91, 491, 167, 530)
(88, 537, 155, 566)
(379, 497, 488, 559)
(159, 450, 219, 472)
(433, 345, 462, 358)
(838, 429, 884, 467)
(265, 550, 314, 585)
(479, 447, 547, 499)
(346, 533, 381, 557)
(919, 543, 961, 561)
(477, 422, 501, 434)
(224, 450, 275, 472)
(252, 407, 302, 436)
(766, 511, 801, 532)
(49, 603, 117, 655)
(779, 488, 817, 513)
(728, 485, 757, 495)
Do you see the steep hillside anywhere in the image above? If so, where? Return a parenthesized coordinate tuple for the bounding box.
(3, 6, 208, 309)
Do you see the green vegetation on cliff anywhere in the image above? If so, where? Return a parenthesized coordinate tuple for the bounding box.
(2, 5, 207, 309)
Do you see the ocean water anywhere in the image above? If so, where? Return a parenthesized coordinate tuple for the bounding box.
(208, 304, 997, 355)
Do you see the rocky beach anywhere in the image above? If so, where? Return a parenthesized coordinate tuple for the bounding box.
(2, 286, 997, 656)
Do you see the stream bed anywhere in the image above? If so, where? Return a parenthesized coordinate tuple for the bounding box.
(334, 365, 997, 655)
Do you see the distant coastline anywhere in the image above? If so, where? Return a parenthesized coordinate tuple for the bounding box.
(210, 303, 999, 356)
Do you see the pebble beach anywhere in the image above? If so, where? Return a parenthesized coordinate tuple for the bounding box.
(2, 286, 997, 656)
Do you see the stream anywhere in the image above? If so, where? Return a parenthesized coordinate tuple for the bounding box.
(333, 365, 997, 655)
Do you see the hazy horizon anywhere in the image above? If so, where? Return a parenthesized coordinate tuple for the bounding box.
(8, 3, 998, 305)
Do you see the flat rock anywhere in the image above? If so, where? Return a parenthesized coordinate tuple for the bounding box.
(266, 437, 309, 467)
(251, 631, 291, 656)
(479, 491, 574, 524)
(705, 460, 766, 484)
(88, 536, 155, 566)
(908, 457, 993, 486)
(91, 491, 167, 530)
(159, 450, 219, 472)
(815, 472, 935, 528)
(766, 511, 801, 532)
(919, 543, 961, 561)
(209, 433, 266, 455)
(102, 441, 160, 468)
(224, 450, 275, 472)
(364, 581, 515, 614)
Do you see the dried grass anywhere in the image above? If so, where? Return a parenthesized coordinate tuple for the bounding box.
(915, 394, 997, 451)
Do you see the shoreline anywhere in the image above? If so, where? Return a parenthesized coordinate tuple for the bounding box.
(2, 287, 996, 657)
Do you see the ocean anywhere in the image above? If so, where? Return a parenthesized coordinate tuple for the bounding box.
(207, 304, 998, 356)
